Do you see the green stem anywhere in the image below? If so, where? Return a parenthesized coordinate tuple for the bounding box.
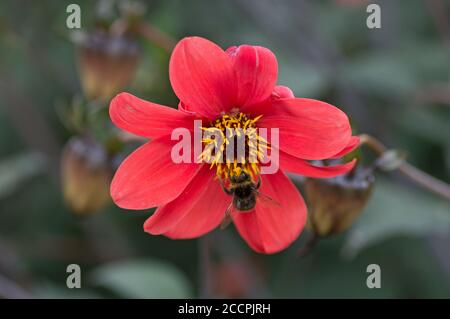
(199, 236, 211, 298)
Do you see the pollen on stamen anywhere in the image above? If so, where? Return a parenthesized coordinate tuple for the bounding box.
(199, 112, 268, 181)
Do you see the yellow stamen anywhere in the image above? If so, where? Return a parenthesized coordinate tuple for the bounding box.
(199, 112, 267, 181)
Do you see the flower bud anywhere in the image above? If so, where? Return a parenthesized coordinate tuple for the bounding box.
(305, 166, 374, 236)
(75, 30, 140, 101)
(61, 136, 112, 215)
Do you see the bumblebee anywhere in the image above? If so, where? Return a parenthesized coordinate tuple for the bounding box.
(222, 171, 260, 211)
(220, 171, 279, 229)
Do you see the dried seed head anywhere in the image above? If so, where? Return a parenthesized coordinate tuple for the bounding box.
(305, 164, 374, 236)
(76, 30, 140, 102)
(61, 136, 112, 215)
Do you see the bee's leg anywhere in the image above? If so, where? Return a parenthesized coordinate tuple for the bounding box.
(220, 180, 233, 195)
(220, 202, 233, 230)
(255, 176, 261, 190)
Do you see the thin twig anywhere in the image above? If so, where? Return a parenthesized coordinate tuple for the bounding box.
(199, 236, 212, 298)
(359, 134, 450, 201)
(137, 23, 176, 53)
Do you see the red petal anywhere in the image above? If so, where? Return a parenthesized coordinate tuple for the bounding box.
(177, 101, 198, 117)
(330, 136, 360, 158)
(258, 98, 352, 160)
(109, 92, 195, 138)
(169, 37, 236, 119)
(144, 166, 230, 238)
(227, 45, 278, 108)
(279, 150, 356, 177)
(240, 85, 294, 116)
(271, 85, 294, 100)
(110, 137, 201, 210)
(232, 170, 307, 254)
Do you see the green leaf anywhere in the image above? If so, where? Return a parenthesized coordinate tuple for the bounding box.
(0, 152, 45, 199)
(342, 178, 450, 258)
(90, 259, 192, 299)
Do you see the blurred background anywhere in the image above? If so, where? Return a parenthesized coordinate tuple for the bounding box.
(0, 0, 450, 299)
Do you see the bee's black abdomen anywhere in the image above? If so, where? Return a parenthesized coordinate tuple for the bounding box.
(228, 172, 257, 211)
(234, 185, 253, 197)
(233, 186, 257, 211)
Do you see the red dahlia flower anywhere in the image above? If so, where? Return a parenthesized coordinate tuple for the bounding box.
(109, 36, 359, 254)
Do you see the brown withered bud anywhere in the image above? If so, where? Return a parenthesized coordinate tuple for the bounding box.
(75, 30, 140, 101)
(305, 165, 374, 237)
(61, 136, 113, 215)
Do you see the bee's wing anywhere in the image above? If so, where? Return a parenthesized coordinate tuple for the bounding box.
(220, 201, 235, 230)
(255, 190, 282, 209)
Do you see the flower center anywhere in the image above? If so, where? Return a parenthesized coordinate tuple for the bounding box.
(199, 112, 268, 181)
